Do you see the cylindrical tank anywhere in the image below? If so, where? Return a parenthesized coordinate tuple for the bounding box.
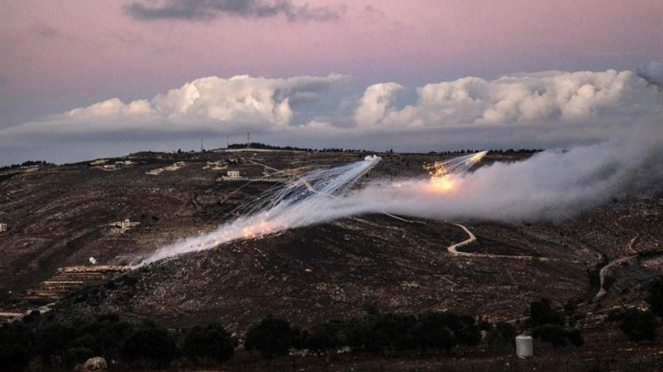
(516, 335, 533, 358)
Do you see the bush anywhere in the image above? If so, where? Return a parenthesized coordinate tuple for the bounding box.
(183, 323, 235, 365)
(414, 312, 455, 353)
(486, 322, 516, 348)
(532, 324, 568, 347)
(303, 320, 346, 357)
(36, 323, 78, 365)
(529, 298, 564, 327)
(531, 324, 583, 348)
(619, 309, 657, 342)
(647, 277, 663, 318)
(244, 315, 295, 360)
(64, 347, 94, 368)
(0, 323, 34, 372)
(566, 328, 584, 346)
(364, 313, 417, 355)
(77, 313, 133, 360)
(121, 322, 177, 368)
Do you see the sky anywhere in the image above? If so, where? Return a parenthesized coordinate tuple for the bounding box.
(0, 0, 662, 165)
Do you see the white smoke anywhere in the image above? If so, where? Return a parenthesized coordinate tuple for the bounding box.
(138, 155, 381, 266)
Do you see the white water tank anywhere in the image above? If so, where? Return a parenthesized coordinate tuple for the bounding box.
(516, 335, 533, 358)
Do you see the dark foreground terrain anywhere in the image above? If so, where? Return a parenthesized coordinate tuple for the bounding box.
(1, 148, 662, 370)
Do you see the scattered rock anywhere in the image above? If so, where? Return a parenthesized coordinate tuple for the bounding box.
(83, 357, 107, 371)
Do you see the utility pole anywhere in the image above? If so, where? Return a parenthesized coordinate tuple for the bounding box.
(200, 137, 204, 152)
(247, 132, 251, 148)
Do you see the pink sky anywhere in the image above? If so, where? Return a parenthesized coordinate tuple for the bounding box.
(1, 0, 661, 107)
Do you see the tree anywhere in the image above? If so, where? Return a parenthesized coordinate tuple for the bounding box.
(531, 324, 584, 348)
(531, 324, 568, 348)
(183, 323, 235, 365)
(36, 323, 78, 366)
(0, 323, 34, 372)
(121, 322, 177, 368)
(244, 315, 295, 360)
(64, 347, 94, 368)
(77, 313, 133, 360)
(365, 313, 417, 355)
(414, 312, 455, 354)
(303, 320, 345, 359)
(646, 277, 663, 318)
(529, 298, 564, 327)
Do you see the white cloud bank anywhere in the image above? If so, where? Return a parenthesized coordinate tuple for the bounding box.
(0, 66, 660, 165)
(65, 74, 345, 127)
(354, 70, 648, 127)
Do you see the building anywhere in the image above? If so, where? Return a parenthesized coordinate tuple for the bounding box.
(90, 159, 107, 166)
(227, 170, 241, 179)
(108, 219, 140, 234)
(146, 168, 164, 175)
(165, 161, 186, 171)
(0, 223, 7, 232)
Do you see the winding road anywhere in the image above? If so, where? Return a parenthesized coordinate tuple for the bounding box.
(593, 215, 641, 301)
(446, 223, 555, 262)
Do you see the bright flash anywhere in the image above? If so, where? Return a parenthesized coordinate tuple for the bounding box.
(429, 176, 456, 192)
(423, 151, 487, 194)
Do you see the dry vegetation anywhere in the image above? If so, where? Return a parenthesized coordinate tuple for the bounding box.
(1, 148, 662, 369)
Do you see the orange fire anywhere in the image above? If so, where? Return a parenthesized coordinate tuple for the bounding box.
(429, 176, 456, 192)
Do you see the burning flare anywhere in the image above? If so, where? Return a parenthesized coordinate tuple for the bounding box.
(424, 151, 487, 194)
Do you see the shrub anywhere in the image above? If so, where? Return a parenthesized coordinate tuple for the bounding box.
(486, 322, 516, 348)
(303, 320, 346, 357)
(619, 309, 656, 342)
(183, 323, 235, 365)
(64, 347, 94, 368)
(532, 324, 568, 348)
(244, 315, 295, 360)
(414, 312, 455, 353)
(365, 313, 417, 355)
(36, 323, 78, 365)
(121, 322, 177, 368)
(0, 323, 34, 372)
(566, 328, 584, 346)
(77, 313, 133, 360)
(529, 298, 564, 327)
(531, 324, 583, 348)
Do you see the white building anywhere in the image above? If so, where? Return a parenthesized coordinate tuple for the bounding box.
(227, 170, 241, 179)
(0, 223, 7, 232)
(146, 168, 164, 175)
(108, 219, 140, 234)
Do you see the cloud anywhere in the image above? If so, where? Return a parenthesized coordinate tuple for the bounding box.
(355, 70, 645, 128)
(125, 0, 344, 22)
(65, 74, 346, 127)
(637, 61, 663, 89)
(353, 82, 403, 127)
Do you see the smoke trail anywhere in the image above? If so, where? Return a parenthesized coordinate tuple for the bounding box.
(138, 155, 381, 266)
